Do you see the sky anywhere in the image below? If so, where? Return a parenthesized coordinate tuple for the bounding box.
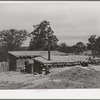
(0, 1, 100, 46)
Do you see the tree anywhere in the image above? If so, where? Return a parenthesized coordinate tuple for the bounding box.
(58, 43, 67, 53)
(88, 35, 96, 58)
(94, 36, 100, 55)
(0, 41, 8, 61)
(71, 42, 86, 55)
(0, 29, 28, 61)
(59, 42, 86, 54)
(75, 42, 86, 53)
(87, 43, 92, 50)
(29, 21, 58, 51)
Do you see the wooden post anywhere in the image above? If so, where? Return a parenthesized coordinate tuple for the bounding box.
(31, 64, 34, 74)
(48, 36, 51, 61)
(45, 65, 49, 75)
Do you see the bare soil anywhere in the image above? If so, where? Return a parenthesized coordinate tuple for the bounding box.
(0, 65, 100, 89)
(32, 65, 100, 89)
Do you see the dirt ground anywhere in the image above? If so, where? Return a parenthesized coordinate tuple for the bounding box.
(0, 65, 100, 89)
(0, 66, 72, 89)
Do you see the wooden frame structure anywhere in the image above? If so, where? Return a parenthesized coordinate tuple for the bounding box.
(8, 51, 67, 72)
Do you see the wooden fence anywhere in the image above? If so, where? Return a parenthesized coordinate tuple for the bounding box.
(0, 61, 9, 72)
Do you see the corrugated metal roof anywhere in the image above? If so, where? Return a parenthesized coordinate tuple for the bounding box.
(8, 51, 67, 58)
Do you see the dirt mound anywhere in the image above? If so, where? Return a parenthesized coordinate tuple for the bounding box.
(51, 67, 100, 82)
(33, 66, 100, 89)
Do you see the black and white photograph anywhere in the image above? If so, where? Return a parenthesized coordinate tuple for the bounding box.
(0, 1, 100, 90)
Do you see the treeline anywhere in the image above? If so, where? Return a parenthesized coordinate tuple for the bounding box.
(0, 29, 29, 61)
(0, 20, 100, 61)
(58, 42, 86, 54)
(58, 35, 100, 58)
(87, 35, 100, 57)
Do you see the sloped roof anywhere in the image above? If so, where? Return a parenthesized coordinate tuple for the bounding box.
(8, 51, 67, 58)
(34, 55, 89, 64)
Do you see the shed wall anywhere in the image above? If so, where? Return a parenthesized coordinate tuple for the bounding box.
(9, 54, 17, 71)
